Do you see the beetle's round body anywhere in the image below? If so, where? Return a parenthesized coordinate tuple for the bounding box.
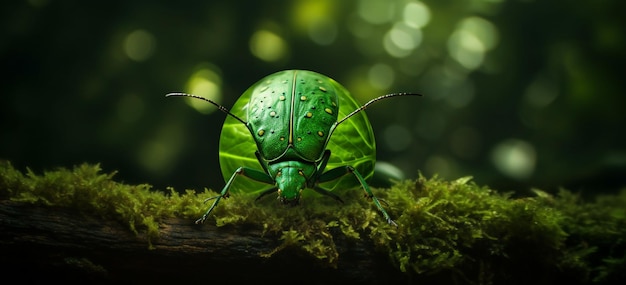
(219, 70, 376, 196)
(166, 69, 419, 225)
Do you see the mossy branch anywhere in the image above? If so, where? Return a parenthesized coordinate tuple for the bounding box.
(0, 160, 624, 284)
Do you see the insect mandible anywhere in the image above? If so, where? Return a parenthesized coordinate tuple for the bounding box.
(167, 70, 421, 226)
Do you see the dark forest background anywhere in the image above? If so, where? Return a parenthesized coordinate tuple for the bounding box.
(2, 0, 625, 196)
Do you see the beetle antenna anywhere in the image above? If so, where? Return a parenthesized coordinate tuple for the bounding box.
(336, 92, 422, 126)
(166, 92, 248, 126)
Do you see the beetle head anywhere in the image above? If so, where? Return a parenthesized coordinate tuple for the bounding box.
(275, 167, 306, 206)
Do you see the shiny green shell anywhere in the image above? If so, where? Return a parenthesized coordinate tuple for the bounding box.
(218, 70, 376, 196)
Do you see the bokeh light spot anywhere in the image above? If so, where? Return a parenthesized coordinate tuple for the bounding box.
(447, 17, 498, 70)
(383, 22, 422, 57)
(448, 30, 485, 70)
(384, 22, 422, 58)
(185, 65, 223, 114)
(368, 63, 395, 90)
(357, 0, 394, 24)
(403, 1, 430, 29)
(491, 139, 536, 180)
(291, 0, 332, 28)
(250, 29, 288, 62)
(138, 123, 184, 175)
(290, 0, 337, 45)
(424, 155, 455, 178)
(124, 29, 156, 62)
(460, 17, 498, 51)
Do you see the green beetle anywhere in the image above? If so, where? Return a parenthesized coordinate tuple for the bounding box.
(167, 70, 420, 226)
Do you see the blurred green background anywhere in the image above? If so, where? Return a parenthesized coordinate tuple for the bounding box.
(2, 0, 625, 195)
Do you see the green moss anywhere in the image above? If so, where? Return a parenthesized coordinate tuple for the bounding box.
(1, 160, 625, 283)
(0, 160, 207, 247)
(547, 189, 626, 284)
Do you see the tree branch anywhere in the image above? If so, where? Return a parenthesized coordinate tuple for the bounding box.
(0, 200, 405, 284)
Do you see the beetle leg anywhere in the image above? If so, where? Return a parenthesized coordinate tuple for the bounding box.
(312, 186, 344, 204)
(255, 151, 270, 174)
(316, 150, 331, 174)
(255, 187, 279, 202)
(196, 166, 274, 224)
(377, 197, 390, 207)
(318, 165, 398, 227)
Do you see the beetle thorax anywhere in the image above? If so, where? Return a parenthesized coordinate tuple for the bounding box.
(268, 161, 317, 205)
